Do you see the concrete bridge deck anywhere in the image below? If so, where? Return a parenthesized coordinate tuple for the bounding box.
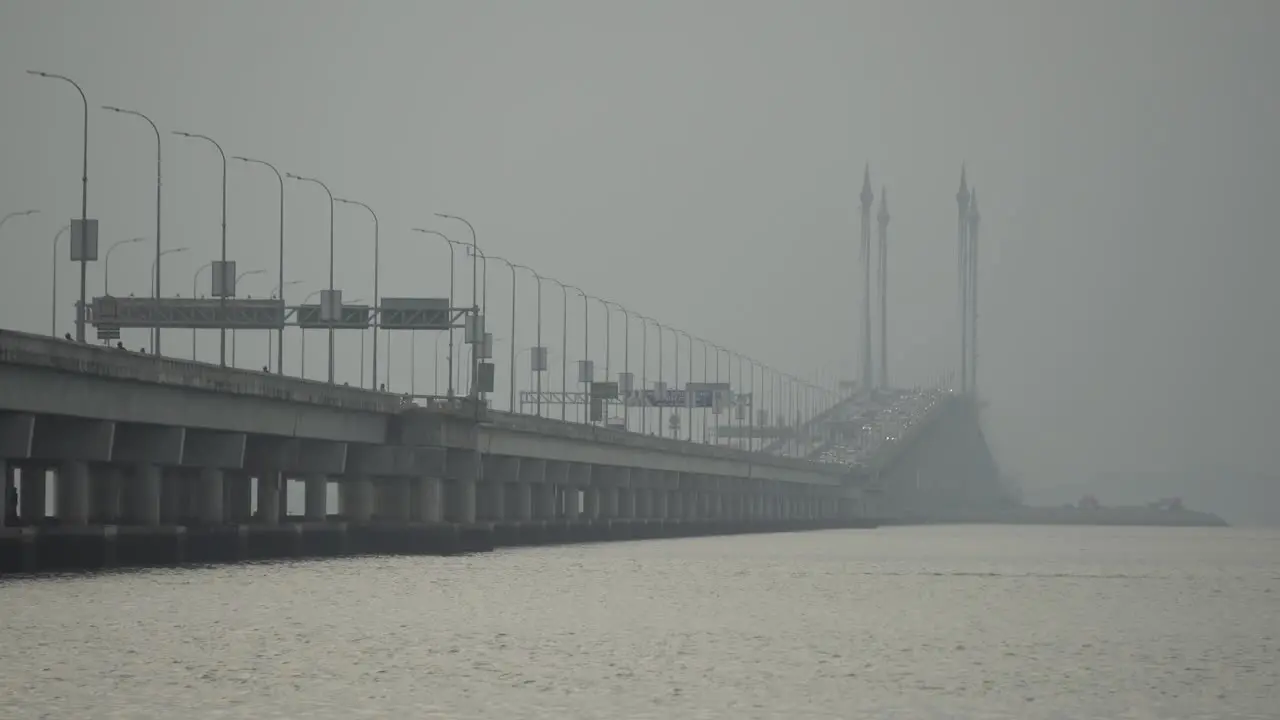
(0, 329, 880, 573)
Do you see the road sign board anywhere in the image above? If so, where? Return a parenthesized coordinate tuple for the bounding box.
(590, 381, 618, 399)
(89, 297, 286, 329)
(379, 297, 451, 330)
(296, 303, 370, 329)
(69, 219, 98, 261)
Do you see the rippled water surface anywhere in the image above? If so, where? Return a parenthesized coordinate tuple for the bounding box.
(2, 525, 1277, 719)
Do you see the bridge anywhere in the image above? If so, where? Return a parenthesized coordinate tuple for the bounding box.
(0, 318, 1000, 574)
(5, 75, 1003, 572)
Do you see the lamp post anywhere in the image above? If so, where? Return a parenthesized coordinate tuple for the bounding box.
(268, 280, 301, 372)
(299, 289, 322, 379)
(548, 278, 573, 421)
(103, 105, 164, 354)
(677, 329, 694, 441)
(27, 70, 89, 342)
(449, 241, 488, 398)
(146, 247, 188, 353)
(412, 229, 455, 398)
(174, 130, 228, 366)
(51, 224, 70, 336)
(191, 261, 213, 360)
(232, 156, 285, 374)
(574, 285, 588, 423)
(434, 214, 480, 407)
(230, 268, 264, 367)
(335, 198, 379, 389)
(638, 314, 653, 434)
(490, 255, 520, 412)
(0, 209, 39, 234)
(602, 300, 630, 430)
(514, 264, 543, 416)
(103, 236, 145, 296)
(287, 173, 335, 384)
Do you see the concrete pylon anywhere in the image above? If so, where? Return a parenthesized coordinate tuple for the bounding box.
(877, 186, 890, 390)
(967, 188, 981, 394)
(859, 164, 874, 394)
(956, 166, 971, 393)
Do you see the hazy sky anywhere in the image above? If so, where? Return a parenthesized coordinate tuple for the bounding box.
(2, 1, 1277, 521)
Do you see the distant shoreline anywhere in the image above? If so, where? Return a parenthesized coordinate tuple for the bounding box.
(881, 505, 1229, 528)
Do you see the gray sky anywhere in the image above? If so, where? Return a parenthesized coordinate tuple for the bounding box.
(2, 1, 1277, 522)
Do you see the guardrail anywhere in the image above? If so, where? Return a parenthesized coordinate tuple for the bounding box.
(0, 328, 404, 414)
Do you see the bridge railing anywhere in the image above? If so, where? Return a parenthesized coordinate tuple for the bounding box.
(0, 329, 405, 414)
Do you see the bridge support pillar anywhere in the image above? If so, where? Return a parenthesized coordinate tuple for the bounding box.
(19, 465, 46, 523)
(304, 475, 328, 521)
(508, 482, 532, 522)
(533, 483, 556, 521)
(618, 487, 635, 520)
(256, 472, 281, 525)
(600, 486, 619, 519)
(649, 488, 665, 520)
(195, 468, 224, 525)
(122, 463, 161, 526)
(411, 477, 443, 523)
(223, 472, 252, 523)
(450, 480, 476, 524)
(91, 465, 122, 524)
(0, 460, 10, 527)
(57, 460, 91, 526)
(582, 486, 600, 520)
(341, 477, 374, 522)
(160, 471, 185, 525)
(377, 478, 410, 523)
(665, 490, 680, 520)
(479, 481, 505, 523)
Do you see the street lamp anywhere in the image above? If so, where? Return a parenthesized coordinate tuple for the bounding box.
(513, 264, 543, 416)
(490, 255, 521, 412)
(233, 155, 285, 374)
(548, 277, 574, 421)
(335, 197, 379, 389)
(191, 261, 213, 360)
(287, 173, 336, 384)
(299, 289, 322, 379)
(146, 247, 188, 352)
(411, 228, 456, 397)
(50, 224, 70, 336)
(27, 70, 89, 342)
(677, 328, 694, 441)
(434, 214, 480, 405)
(231, 268, 265, 367)
(173, 130, 228, 367)
(268, 280, 302, 372)
(103, 105, 164, 354)
(0, 209, 39, 233)
(103, 236, 145, 295)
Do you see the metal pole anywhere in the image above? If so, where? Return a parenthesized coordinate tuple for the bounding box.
(551, 279, 569, 421)
(233, 157, 285, 373)
(412, 229, 456, 397)
(103, 106, 163, 353)
(434, 214, 479, 407)
(577, 287, 588, 424)
(288, 174, 336, 383)
(640, 316, 648, 434)
(103, 237, 144, 297)
(174, 131, 228, 366)
(192, 262, 212, 359)
(679, 330, 693, 442)
(491, 257, 518, 412)
(51, 225, 70, 336)
(28, 72, 89, 342)
(336, 198, 378, 388)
